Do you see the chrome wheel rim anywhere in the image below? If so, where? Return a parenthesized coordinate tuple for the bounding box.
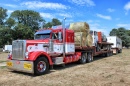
(37, 61, 46, 72)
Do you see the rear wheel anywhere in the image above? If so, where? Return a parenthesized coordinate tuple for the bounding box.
(86, 53, 92, 63)
(79, 53, 87, 64)
(118, 49, 122, 53)
(116, 49, 118, 55)
(106, 52, 110, 57)
(34, 57, 49, 75)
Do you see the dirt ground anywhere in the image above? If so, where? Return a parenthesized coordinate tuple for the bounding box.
(0, 49, 130, 86)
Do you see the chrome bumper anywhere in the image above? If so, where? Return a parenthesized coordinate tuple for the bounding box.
(7, 60, 34, 74)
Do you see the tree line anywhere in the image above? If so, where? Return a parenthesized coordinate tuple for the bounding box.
(0, 7, 61, 47)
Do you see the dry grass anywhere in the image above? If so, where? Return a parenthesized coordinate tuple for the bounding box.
(0, 49, 130, 86)
(0, 52, 8, 61)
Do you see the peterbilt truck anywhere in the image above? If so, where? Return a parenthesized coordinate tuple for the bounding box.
(7, 22, 113, 75)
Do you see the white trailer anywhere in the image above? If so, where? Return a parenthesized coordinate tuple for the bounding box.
(3, 45, 12, 53)
(107, 36, 122, 54)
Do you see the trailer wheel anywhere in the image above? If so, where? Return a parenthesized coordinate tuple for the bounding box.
(79, 53, 86, 64)
(118, 49, 122, 53)
(106, 52, 110, 57)
(115, 49, 118, 55)
(111, 52, 113, 56)
(34, 57, 49, 75)
(86, 53, 92, 63)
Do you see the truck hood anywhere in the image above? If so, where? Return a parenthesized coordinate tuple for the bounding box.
(26, 39, 49, 44)
(26, 39, 50, 53)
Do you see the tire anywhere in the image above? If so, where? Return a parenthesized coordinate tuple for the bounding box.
(86, 53, 92, 63)
(106, 52, 110, 57)
(34, 57, 49, 75)
(79, 53, 87, 64)
(116, 49, 118, 55)
(118, 49, 122, 53)
(109, 52, 112, 56)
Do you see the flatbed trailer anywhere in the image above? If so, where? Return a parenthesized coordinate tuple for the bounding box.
(75, 41, 113, 61)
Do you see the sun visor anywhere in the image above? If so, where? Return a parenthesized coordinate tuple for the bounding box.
(34, 30, 51, 35)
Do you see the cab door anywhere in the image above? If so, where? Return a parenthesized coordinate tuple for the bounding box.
(52, 32, 63, 54)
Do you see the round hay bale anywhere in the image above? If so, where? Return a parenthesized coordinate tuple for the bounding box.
(69, 22, 90, 34)
(86, 34, 93, 46)
(74, 32, 87, 47)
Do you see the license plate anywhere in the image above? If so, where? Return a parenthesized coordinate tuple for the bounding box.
(24, 63, 32, 70)
(7, 62, 13, 67)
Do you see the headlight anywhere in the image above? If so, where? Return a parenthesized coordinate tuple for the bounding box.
(25, 52, 29, 59)
(8, 52, 12, 59)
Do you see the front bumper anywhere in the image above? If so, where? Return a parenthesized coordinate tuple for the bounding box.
(7, 60, 34, 74)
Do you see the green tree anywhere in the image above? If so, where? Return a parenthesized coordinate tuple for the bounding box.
(109, 28, 118, 36)
(126, 30, 130, 36)
(125, 36, 130, 48)
(52, 18, 61, 26)
(5, 18, 15, 28)
(117, 27, 126, 37)
(44, 22, 52, 28)
(0, 28, 14, 47)
(44, 18, 61, 28)
(13, 24, 34, 40)
(0, 7, 7, 25)
(10, 10, 44, 30)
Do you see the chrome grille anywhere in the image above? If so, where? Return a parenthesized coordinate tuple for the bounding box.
(12, 40, 26, 60)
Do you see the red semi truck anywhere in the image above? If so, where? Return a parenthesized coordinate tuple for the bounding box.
(7, 22, 113, 75)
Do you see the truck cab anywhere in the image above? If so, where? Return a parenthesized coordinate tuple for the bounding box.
(90, 30, 98, 46)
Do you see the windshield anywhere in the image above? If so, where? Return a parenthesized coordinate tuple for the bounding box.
(34, 33, 50, 40)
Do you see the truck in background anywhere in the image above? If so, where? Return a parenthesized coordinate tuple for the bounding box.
(3, 45, 12, 53)
(107, 36, 122, 54)
(7, 22, 113, 75)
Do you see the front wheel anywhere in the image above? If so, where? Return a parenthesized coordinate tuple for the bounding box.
(34, 57, 49, 75)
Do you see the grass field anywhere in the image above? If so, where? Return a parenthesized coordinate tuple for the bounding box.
(0, 49, 130, 86)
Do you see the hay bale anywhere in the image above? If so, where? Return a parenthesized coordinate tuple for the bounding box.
(69, 22, 90, 34)
(86, 34, 93, 46)
(74, 32, 87, 47)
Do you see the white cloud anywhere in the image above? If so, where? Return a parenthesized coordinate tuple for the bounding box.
(96, 13, 112, 20)
(124, 2, 130, 11)
(59, 13, 72, 18)
(7, 10, 14, 14)
(89, 23, 109, 36)
(124, 2, 130, 15)
(70, 0, 95, 6)
(86, 20, 100, 23)
(117, 23, 130, 29)
(40, 13, 54, 19)
(2, 4, 17, 8)
(107, 8, 115, 12)
(21, 1, 68, 10)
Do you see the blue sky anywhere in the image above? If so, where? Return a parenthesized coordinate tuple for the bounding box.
(0, 0, 130, 36)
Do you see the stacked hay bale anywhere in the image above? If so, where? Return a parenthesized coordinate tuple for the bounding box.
(69, 22, 93, 47)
